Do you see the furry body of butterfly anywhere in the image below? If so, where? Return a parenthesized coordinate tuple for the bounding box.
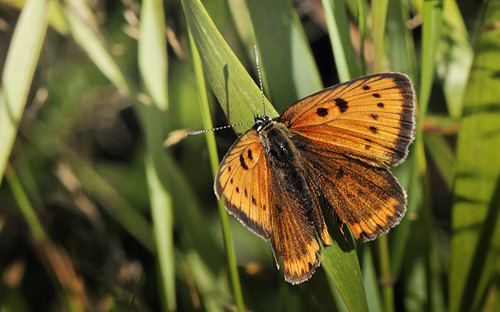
(215, 73, 415, 284)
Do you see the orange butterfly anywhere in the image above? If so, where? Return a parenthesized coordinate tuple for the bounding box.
(215, 72, 415, 284)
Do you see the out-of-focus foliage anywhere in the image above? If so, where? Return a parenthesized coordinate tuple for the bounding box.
(0, 0, 498, 311)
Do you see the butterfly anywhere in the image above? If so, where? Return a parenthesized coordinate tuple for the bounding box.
(214, 72, 415, 284)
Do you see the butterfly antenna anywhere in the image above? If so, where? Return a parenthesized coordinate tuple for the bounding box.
(187, 121, 255, 136)
(253, 45, 266, 117)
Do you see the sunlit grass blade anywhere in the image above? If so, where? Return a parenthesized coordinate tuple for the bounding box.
(247, 0, 323, 111)
(450, 1, 500, 310)
(436, 0, 473, 118)
(0, 0, 49, 185)
(138, 0, 175, 310)
(372, 0, 389, 72)
(139, 0, 168, 110)
(182, 0, 278, 135)
(321, 0, 361, 81)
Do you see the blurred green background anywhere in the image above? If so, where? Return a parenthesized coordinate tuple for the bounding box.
(1, 0, 499, 311)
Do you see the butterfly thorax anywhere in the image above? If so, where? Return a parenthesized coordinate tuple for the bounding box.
(258, 121, 299, 168)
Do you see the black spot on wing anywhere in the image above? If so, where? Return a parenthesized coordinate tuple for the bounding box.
(377, 103, 384, 108)
(334, 98, 348, 113)
(240, 154, 249, 170)
(248, 149, 253, 160)
(363, 85, 370, 90)
(316, 108, 328, 117)
(370, 113, 379, 120)
(372, 93, 381, 98)
(369, 126, 377, 134)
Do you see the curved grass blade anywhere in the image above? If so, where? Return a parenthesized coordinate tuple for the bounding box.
(182, 0, 278, 135)
(0, 0, 49, 185)
(450, 1, 500, 310)
(321, 227, 369, 312)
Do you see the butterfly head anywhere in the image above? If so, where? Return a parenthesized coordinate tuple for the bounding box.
(254, 115, 272, 132)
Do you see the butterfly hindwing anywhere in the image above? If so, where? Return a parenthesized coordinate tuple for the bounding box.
(280, 73, 414, 167)
(301, 144, 406, 241)
(215, 129, 272, 239)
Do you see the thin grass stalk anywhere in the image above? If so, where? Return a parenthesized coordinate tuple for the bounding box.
(189, 31, 245, 312)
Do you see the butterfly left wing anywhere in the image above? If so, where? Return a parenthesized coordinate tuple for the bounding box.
(280, 73, 414, 168)
(215, 129, 272, 239)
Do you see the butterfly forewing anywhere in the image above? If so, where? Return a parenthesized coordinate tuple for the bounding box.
(280, 73, 414, 167)
(215, 129, 272, 239)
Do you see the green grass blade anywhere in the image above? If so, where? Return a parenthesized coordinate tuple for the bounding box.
(182, 0, 278, 135)
(247, 0, 323, 111)
(372, 0, 389, 72)
(450, 1, 500, 310)
(321, 0, 362, 81)
(138, 0, 175, 310)
(139, 0, 168, 110)
(5, 168, 47, 242)
(321, 228, 369, 312)
(0, 0, 49, 185)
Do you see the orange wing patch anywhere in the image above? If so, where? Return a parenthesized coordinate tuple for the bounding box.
(215, 129, 272, 239)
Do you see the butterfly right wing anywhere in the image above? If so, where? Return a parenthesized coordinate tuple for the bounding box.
(215, 129, 272, 240)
